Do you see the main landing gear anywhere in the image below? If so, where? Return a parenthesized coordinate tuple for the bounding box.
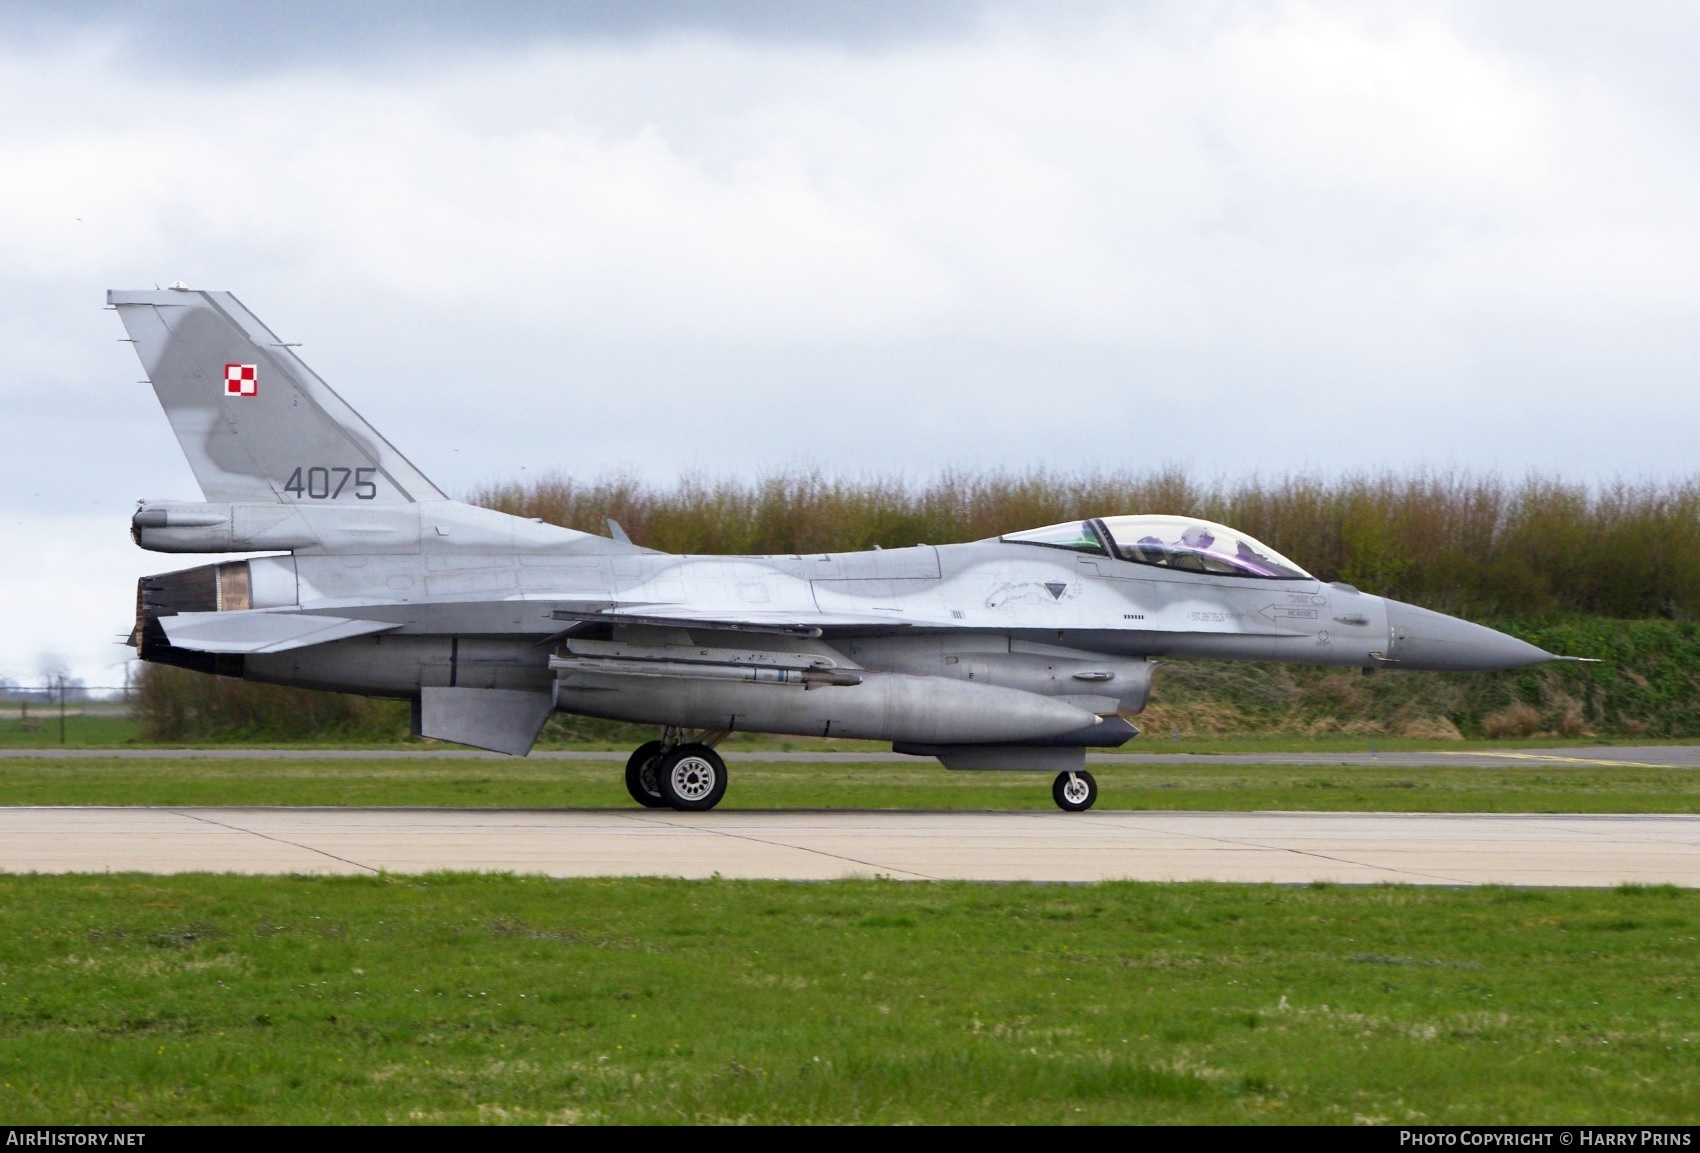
(1052, 769, 1098, 812)
(625, 729, 729, 811)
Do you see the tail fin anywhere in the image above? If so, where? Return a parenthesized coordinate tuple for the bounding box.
(109, 288, 444, 504)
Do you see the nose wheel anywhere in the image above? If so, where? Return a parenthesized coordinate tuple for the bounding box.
(1052, 769, 1097, 812)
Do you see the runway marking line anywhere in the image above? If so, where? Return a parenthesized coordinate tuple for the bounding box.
(1093, 812, 1472, 886)
(1433, 751, 1677, 770)
(617, 810, 939, 881)
(169, 809, 380, 875)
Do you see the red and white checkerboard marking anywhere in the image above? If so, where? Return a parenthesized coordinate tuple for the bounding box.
(224, 363, 257, 397)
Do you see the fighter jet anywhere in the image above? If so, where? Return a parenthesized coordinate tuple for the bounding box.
(113, 288, 1576, 812)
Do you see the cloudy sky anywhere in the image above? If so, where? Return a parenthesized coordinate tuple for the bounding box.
(3, 0, 1698, 685)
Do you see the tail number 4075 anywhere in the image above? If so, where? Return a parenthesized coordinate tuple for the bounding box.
(284, 466, 378, 500)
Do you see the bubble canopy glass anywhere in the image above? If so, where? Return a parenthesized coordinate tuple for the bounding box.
(1001, 516, 1313, 580)
(998, 520, 1104, 552)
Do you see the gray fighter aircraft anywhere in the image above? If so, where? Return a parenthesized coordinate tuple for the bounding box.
(113, 288, 1575, 812)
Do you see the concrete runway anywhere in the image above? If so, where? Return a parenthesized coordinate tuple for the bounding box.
(1, 808, 1695, 886)
(8, 744, 1700, 767)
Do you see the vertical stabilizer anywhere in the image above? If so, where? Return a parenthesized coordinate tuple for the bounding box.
(109, 288, 444, 504)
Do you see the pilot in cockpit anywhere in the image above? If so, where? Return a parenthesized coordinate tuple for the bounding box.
(1173, 524, 1269, 575)
(1003, 515, 1313, 580)
(1132, 533, 1169, 565)
(1169, 523, 1219, 571)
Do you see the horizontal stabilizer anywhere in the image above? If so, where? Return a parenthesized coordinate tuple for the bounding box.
(420, 687, 554, 757)
(160, 611, 399, 654)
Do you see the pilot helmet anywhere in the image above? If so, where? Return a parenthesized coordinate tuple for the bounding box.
(1180, 524, 1216, 550)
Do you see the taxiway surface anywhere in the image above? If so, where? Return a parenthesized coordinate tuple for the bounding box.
(1, 808, 1695, 886)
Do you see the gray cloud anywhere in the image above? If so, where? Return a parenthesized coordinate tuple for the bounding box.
(0, 0, 997, 76)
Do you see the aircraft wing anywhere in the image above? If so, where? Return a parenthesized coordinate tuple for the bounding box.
(160, 610, 402, 654)
(549, 604, 915, 638)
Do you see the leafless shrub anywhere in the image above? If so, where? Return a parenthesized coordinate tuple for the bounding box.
(1400, 718, 1465, 740)
(1482, 703, 1542, 739)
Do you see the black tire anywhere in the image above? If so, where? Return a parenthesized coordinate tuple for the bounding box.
(625, 740, 669, 808)
(1052, 769, 1097, 812)
(655, 743, 728, 811)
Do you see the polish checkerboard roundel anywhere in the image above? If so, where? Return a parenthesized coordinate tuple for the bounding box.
(224, 363, 257, 397)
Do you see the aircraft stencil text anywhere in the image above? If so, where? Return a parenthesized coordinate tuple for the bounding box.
(283, 466, 376, 500)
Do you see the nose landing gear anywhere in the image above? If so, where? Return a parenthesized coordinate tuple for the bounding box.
(1052, 769, 1098, 812)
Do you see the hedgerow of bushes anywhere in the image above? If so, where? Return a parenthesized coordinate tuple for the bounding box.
(476, 469, 1700, 620)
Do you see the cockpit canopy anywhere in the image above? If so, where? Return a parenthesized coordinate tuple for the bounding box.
(1001, 515, 1313, 580)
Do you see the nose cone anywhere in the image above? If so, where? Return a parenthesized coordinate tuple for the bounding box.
(1384, 600, 1554, 671)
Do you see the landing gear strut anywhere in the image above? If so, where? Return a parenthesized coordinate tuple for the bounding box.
(1052, 769, 1097, 812)
(626, 730, 729, 811)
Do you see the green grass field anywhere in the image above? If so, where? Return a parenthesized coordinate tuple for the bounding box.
(0, 713, 141, 749)
(0, 874, 1694, 1124)
(9, 708, 1700, 755)
(3, 754, 1699, 812)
